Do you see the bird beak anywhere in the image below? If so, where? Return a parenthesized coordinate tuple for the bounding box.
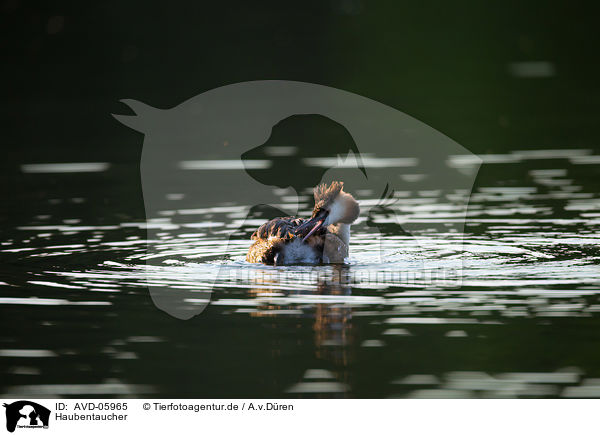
(295, 209, 328, 242)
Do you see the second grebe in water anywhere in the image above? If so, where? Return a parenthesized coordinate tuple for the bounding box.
(246, 181, 360, 265)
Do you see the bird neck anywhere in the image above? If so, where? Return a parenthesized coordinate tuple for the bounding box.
(327, 222, 351, 245)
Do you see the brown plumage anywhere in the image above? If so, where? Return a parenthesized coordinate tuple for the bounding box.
(246, 216, 325, 265)
(246, 181, 360, 265)
(313, 181, 344, 212)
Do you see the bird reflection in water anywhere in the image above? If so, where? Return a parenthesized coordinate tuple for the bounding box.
(247, 265, 353, 395)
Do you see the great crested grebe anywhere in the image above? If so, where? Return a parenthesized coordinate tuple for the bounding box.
(246, 181, 360, 265)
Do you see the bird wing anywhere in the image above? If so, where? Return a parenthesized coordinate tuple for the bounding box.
(250, 216, 306, 241)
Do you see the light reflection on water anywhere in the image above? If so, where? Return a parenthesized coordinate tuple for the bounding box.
(2, 150, 600, 398)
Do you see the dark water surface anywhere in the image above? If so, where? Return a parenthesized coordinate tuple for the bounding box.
(3, 1, 600, 399)
(2, 150, 600, 398)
